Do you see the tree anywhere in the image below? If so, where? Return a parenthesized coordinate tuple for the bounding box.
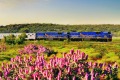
(19, 28, 29, 33)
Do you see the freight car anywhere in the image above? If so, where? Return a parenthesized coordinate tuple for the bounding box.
(0, 32, 112, 42)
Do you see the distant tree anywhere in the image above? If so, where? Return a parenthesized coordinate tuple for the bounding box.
(19, 28, 29, 33)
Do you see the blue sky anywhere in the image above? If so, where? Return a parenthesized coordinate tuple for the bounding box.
(0, 0, 120, 25)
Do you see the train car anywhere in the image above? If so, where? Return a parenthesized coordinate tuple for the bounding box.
(58, 32, 68, 40)
(69, 32, 82, 41)
(36, 32, 59, 40)
(36, 32, 68, 40)
(80, 32, 97, 41)
(97, 32, 112, 41)
(45, 32, 58, 40)
(79, 32, 112, 42)
(26, 33, 36, 40)
(0, 33, 21, 39)
(0, 33, 36, 40)
(107, 32, 112, 41)
(36, 32, 46, 40)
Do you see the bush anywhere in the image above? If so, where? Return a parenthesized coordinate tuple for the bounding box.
(15, 33, 27, 44)
(4, 34, 16, 45)
(4, 33, 27, 45)
(18, 44, 57, 57)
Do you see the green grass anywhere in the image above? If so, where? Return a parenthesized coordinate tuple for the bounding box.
(1, 39, 120, 63)
(0, 49, 19, 66)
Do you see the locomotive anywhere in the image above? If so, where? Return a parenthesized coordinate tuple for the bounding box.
(0, 32, 112, 42)
(36, 31, 112, 42)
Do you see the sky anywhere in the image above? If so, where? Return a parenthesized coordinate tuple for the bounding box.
(0, 0, 120, 25)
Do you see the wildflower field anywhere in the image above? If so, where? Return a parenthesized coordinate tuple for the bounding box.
(0, 38, 120, 79)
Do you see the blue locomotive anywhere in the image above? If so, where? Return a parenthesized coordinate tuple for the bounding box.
(36, 31, 112, 42)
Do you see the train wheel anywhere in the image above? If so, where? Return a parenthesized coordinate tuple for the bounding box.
(104, 38, 108, 42)
(106, 38, 108, 42)
(79, 38, 82, 41)
(109, 38, 112, 41)
(82, 38, 84, 41)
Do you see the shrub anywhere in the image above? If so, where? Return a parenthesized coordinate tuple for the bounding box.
(15, 33, 27, 44)
(4, 33, 27, 45)
(18, 44, 56, 57)
(4, 34, 16, 45)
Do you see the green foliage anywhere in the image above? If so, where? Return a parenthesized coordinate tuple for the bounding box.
(0, 49, 19, 65)
(103, 52, 119, 63)
(63, 39, 69, 45)
(19, 28, 29, 33)
(94, 45, 108, 56)
(77, 42, 92, 49)
(89, 53, 102, 60)
(4, 34, 16, 45)
(15, 33, 27, 44)
(114, 46, 120, 58)
(0, 44, 6, 52)
(4, 33, 27, 45)
(105, 52, 116, 58)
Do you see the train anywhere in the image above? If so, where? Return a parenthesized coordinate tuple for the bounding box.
(0, 31, 112, 42)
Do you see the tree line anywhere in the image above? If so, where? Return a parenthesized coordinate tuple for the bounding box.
(0, 23, 120, 37)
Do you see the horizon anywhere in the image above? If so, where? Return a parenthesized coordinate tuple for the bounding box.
(0, 0, 120, 25)
(1, 23, 120, 26)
